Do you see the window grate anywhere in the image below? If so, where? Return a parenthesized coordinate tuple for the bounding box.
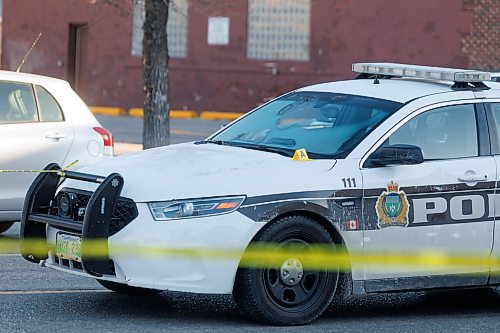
(247, 0, 311, 61)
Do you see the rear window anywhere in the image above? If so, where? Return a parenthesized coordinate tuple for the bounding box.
(35, 85, 64, 122)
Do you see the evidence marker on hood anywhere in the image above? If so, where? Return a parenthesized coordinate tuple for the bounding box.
(292, 149, 311, 162)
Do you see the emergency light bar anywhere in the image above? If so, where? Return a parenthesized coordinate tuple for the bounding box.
(352, 63, 491, 83)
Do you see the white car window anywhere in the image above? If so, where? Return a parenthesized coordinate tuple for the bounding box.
(35, 85, 64, 122)
(387, 104, 478, 160)
(0, 82, 38, 124)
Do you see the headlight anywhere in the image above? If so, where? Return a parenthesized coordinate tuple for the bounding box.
(148, 196, 246, 221)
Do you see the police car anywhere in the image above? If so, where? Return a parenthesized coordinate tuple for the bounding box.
(21, 63, 500, 325)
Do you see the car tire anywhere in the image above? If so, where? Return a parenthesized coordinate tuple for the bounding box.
(96, 280, 162, 296)
(233, 215, 339, 325)
(0, 221, 14, 234)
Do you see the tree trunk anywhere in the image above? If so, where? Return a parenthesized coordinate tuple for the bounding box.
(142, 0, 170, 149)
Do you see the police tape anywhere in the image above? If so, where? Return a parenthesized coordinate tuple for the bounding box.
(0, 160, 79, 177)
(1, 238, 497, 272)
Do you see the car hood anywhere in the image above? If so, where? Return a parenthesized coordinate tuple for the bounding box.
(63, 142, 336, 202)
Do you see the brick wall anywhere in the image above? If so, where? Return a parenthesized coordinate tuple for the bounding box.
(462, 0, 500, 71)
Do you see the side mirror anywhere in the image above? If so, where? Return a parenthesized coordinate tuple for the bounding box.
(367, 144, 424, 167)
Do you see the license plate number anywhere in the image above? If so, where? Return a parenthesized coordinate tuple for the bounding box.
(56, 234, 82, 262)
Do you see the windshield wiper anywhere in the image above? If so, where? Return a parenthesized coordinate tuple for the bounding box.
(194, 139, 226, 145)
(224, 141, 294, 157)
(197, 139, 336, 159)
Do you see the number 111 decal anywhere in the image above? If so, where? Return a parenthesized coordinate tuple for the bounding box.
(342, 178, 357, 188)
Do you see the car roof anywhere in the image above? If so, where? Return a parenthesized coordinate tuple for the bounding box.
(299, 78, 500, 103)
(0, 70, 69, 87)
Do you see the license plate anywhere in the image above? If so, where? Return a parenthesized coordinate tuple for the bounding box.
(56, 234, 82, 262)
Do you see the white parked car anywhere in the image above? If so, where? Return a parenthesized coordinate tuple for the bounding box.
(491, 72, 500, 82)
(21, 63, 500, 325)
(0, 71, 113, 233)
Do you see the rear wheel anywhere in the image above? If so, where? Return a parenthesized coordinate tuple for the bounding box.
(0, 222, 14, 234)
(97, 280, 161, 296)
(233, 215, 339, 325)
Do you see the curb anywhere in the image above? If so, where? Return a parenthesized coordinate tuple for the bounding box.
(90, 106, 126, 117)
(91, 106, 243, 121)
(200, 111, 244, 121)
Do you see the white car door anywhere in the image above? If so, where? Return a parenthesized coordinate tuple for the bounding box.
(360, 102, 495, 291)
(0, 81, 74, 219)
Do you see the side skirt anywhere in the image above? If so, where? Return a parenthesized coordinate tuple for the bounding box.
(355, 273, 489, 294)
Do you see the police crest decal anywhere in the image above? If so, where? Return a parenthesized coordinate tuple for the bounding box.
(376, 181, 410, 228)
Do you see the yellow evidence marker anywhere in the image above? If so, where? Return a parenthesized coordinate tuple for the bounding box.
(292, 149, 312, 161)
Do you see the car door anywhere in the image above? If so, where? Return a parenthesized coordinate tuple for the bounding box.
(360, 102, 495, 292)
(0, 81, 74, 218)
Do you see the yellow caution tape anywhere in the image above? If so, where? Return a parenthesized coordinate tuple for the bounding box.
(3, 238, 497, 273)
(0, 160, 79, 177)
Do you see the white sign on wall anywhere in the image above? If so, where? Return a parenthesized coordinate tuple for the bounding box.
(208, 17, 230, 45)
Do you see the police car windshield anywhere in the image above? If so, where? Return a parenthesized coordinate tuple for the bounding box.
(212, 92, 402, 159)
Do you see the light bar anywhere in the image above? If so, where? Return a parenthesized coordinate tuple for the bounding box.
(352, 63, 491, 83)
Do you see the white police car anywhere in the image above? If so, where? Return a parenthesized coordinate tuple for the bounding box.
(21, 63, 500, 325)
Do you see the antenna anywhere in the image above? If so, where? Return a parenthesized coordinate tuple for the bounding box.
(16, 32, 42, 73)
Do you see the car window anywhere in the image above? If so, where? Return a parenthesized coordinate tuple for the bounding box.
(212, 92, 402, 159)
(0, 82, 38, 124)
(490, 103, 500, 139)
(35, 85, 64, 122)
(387, 104, 478, 160)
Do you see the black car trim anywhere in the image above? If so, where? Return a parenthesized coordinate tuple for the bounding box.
(476, 103, 491, 156)
(364, 273, 488, 293)
(239, 181, 496, 231)
(241, 189, 363, 207)
(242, 180, 495, 209)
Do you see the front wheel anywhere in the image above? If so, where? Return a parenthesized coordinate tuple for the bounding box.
(233, 215, 338, 325)
(97, 280, 162, 296)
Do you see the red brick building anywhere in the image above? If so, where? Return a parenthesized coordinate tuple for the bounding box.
(1, 0, 499, 113)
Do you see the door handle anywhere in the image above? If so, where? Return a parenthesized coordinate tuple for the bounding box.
(458, 175, 488, 183)
(45, 132, 67, 140)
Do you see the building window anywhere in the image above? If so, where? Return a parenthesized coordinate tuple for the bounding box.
(131, 0, 188, 58)
(247, 0, 310, 61)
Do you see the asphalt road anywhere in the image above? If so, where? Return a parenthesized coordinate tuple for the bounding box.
(4, 116, 500, 331)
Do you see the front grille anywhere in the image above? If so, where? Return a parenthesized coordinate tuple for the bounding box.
(53, 255, 83, 271)
(110, 200, 138, 235)
(48, 188, 138, 236)
(52, 254, 114, 273)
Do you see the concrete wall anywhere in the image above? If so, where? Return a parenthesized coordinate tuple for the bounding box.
(1, 0, 497, 113)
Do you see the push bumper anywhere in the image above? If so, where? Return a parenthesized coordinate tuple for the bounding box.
(21, 163, 131, 277)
